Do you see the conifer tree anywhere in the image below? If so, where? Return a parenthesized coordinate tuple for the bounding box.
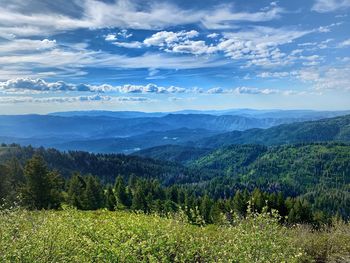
(0, 164, 10, 204)
(83, 175, 104, 210)
(131, 182, 147, 212)
(233, 190, 246, 216)
(114, 175, 130, 208)
(21, 155, 63, 209)
(200, 194, 213, 223)
(67, 173, 86, 209)
(105, 185, 116, 211)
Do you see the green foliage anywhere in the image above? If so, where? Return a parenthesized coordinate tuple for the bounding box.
(194, 114, 350, 147)
(82, 175, 104, 210)
(0, 208, 307, 262)
(190, 142, 350, 219)
(21, 155, 63, 209)
(293, 219, 350, 262)
(67, 173, 86, 209)
(0, 144, 196, 184)
(131, 182, 148, 212)
(105, 185, 116, 211)
(114, 175, 130, 208)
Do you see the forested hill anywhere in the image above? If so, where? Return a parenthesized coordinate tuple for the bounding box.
(1, 142, 350, 217)
(192, 114, 350, 148)
(133, 145, 212, 164)
(2, 142, 350, 196)
(0, 145, 204, 185)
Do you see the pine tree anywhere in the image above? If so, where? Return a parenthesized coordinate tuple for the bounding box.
(114, 176, 130, 208)
(209, 202, 222, 224)
(131, 183, 147, 212)
(233, 190, 247, 216)
(21, 155, 63, 209)
(83, 175, 104, 210)
(0, 164, 10, 204)
(287, 198, 313, 224)
(276, 192, 288, 217)
(105, 185, 116, 211)
(251, 188, 264, 213)
(67, 173, 86, 209)
(200, 194, 213, 224)
(6, 158, 24, 190)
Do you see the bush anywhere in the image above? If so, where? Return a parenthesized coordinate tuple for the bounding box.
(0, 208, 304, 262)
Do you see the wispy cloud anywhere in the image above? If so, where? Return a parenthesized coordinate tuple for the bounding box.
(0, 94, 153, 104)
(0, 1, 284, 38)
(338, 38, 350, 47)
(207, 86, 304, 95)
(312, 0, 350, 13)
(296, 66, 350, 91)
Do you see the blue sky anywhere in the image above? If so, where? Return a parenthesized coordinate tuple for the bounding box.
(0, 0, 349, 113)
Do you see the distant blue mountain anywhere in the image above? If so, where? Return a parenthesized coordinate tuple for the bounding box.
(50, 109, 350, 119)
(0, 109, 349, 154)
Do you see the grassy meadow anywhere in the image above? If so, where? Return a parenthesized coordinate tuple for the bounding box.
(1, 208, 350, 262)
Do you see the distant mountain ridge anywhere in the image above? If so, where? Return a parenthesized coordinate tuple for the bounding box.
(49, 109, 350, 119)
(192, 114, 350, 148)
(0, 110, 350, 154)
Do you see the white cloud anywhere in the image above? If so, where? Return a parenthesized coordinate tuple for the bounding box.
(105, 30, 132, 42)
(0, 40, 229, 80)
(297, 39, 334, 50)
(0, 78, 78, 92)
(257, 71, 293, 78)
(234, 87, 279, 95)
(142, 26, 312, 61)
(207, 33, 219, 39)
(207, 87, 224, 94)
(169, 40, 217, 55)
(0, 1, 285, 38)
(312, 0, 350, 12)
(0, 78, 189, 95)
(0, 94, 112, 104)
(201, 5, 284, 29)
(0, 94, 154, 104)
(118, 84, 186, 94)
(318, 22, 342, 33)
(144, 30, 199, 47)
(296, 66, 350, 91)
(143, 30, 218, 55)
(216, 26, 311, 67)
(112, 41, 143, 48)
(105, 34, 117, 41)
(206, 86, 301, 95)
(338, 38, 350, 47)
(118, 29, 132, 39)
(0, 39, 56, 53)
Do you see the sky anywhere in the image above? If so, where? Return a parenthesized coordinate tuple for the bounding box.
(0, 0, 349, 114)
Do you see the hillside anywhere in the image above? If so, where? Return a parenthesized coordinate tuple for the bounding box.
(2, 142, 350, 198)
(53, 128, 221, 153)
(0, 145, 202, 185)
(1, 112, 350, 154)
(0, 113, 285, 139)
(1, 142, 350, 219)
(184, 142, 350, 218)
(133, 145, 213, 164)
(193, 114, 350, 148)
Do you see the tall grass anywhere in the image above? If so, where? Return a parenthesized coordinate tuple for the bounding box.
(0, 207, 349, 262)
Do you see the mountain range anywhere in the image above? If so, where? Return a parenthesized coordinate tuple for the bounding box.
(0, 109, 349, 153)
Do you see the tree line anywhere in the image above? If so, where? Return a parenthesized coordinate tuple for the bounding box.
(0, 154, 335, 226)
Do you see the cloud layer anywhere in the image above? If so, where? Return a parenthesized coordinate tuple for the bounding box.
(0, 0, 349, 111)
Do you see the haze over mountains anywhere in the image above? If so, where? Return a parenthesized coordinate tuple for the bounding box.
(0, 109, 349, 154)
